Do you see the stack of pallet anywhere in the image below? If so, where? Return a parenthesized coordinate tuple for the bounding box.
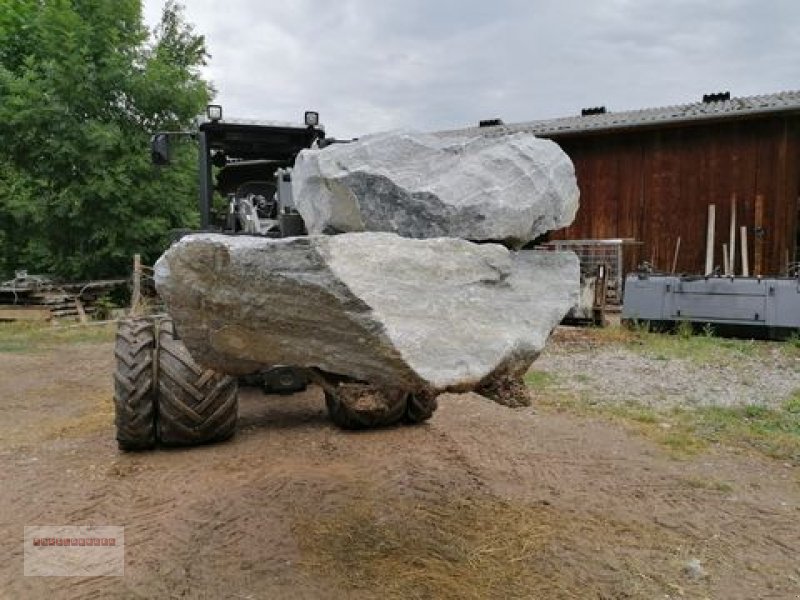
(0, 274, 126, 322)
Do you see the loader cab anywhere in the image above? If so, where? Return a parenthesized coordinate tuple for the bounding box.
(151, 105, 325, 235)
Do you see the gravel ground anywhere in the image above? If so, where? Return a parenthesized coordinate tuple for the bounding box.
(536, 327, 800, 409)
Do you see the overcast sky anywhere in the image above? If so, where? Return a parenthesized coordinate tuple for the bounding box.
(142, 0, 799, 138)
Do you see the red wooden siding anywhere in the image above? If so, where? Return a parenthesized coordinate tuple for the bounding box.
(546, 116, 799, 276)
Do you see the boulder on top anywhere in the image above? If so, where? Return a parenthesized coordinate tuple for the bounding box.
(291, 130, 579, 248)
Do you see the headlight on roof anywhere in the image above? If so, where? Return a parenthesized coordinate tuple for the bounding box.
(206, 104, 223, 121)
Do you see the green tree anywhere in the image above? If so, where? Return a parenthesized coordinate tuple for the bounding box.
(0, 0, 211, 279)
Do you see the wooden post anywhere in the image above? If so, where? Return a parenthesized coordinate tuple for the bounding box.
(131, 254, 142, 316)
(740, 226, 749, 277)
(729, 194, 736, 276)
(754, 194, 764, 276)
(723, 243, 730, 275)
(74, 297, 88, 324)
(671, 237, 681, 274)
(705, 204, 715, 275)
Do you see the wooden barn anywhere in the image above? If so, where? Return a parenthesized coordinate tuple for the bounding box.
(476, 91, 800, 277)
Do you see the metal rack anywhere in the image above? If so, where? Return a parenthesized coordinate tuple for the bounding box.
(540, 239, 638, 305)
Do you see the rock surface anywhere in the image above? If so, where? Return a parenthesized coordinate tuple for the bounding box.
(292, 130, 579, 247)
(154, 233, 579, 392)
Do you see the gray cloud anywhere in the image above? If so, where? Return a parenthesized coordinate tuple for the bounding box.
(143, 0, 800, 138)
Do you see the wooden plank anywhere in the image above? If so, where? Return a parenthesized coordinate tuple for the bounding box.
(671, 237, 681, 274)
(130, 254, 142, 316)
(0, 306, 52, 321)
(729, 193, 737, 275)
(705, 204, 716, 275)
(74, 298, 88, 324)
(754, 194, 765, 276)
(723, 243, 730, 275)
(740, 226, 750, 277)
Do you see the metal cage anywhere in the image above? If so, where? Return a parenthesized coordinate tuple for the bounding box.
(539, 239, 638, 305)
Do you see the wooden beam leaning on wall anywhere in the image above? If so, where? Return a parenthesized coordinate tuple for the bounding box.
(754, 195, 764, 276)
(729, 194, 737, 276)
(705, 204, 715, 275)
(740, 226, 749, 277)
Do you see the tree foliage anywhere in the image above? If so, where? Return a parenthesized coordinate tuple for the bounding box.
(0, 0, 211, 280)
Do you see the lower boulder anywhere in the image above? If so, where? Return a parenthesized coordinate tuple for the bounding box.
(154, 232, 578, 393)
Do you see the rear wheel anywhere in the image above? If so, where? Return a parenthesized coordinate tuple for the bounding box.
(325, 383, 407, 430)
(404, 392, 438, 424)
(324, 384, 437, 429)
(113, 318, 156, 450)
(156, 317, 239, 446)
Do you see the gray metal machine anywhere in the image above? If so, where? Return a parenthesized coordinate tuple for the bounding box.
(622, 273, 800, 337)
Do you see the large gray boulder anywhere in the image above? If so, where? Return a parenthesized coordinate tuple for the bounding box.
(154, 233, 579, 392)
(292, 130, 579, 247)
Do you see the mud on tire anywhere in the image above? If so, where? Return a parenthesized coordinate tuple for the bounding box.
(113, 318, 156, 450)
(404, 392, 438, 424)
(325, 384, 437, 429)
(325, 383, 407, 430)
(156, 317, 238, 446)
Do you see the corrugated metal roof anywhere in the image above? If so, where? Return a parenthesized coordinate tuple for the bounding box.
(447, 91, 800, 138)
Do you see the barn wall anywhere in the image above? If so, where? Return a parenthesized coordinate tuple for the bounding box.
(548, 116, 799, 276)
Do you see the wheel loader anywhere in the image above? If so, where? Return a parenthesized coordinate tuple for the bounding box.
(113, 106, 436, 451)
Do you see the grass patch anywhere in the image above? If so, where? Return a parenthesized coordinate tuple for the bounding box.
(524, 369, 557, 390)
(583, 324, 768, 365)
(538, 391, 800, 464)
(782, 331, 800, 360)
(632, 332, 758, 364)
(292, 490, 696, 600)
(0, 321, 115, 353)
(681, 476, 734, 493)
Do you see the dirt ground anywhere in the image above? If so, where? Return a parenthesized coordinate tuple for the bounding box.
(1, 328, 799, 599)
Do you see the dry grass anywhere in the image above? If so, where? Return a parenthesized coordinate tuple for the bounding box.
(0, 389, 113, 449)
(45, 390, 114, 439)
(0, 321, 115, 353)
(291, 490, 707, 600)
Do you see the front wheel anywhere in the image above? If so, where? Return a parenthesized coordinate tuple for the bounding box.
(112, 316, 238, 451)
(156, 317, 239, 446)
(113, 317, 157, 450)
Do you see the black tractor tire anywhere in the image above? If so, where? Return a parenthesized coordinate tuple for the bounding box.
(404, 392, 438, 424)
(261, 366, 309, 395)
(155, 317, 239, 446)
(113, 318, 157, 451)
(325, 384, 407, 430)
